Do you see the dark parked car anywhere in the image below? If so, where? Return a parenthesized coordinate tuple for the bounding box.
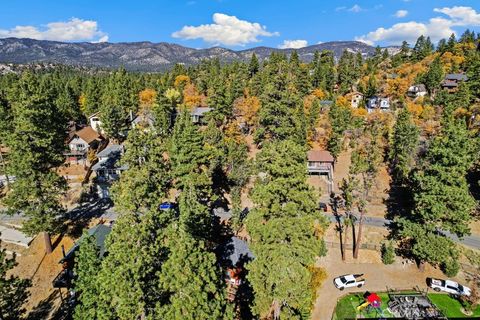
(319, 202, 328, 212)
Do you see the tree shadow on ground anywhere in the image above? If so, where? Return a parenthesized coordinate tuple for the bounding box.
(27, 289, 61, 320)
(61, 198, 113, 239)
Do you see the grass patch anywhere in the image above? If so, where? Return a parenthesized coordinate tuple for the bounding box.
(333, 293, 393, 319)
(428, 293, 480, 318)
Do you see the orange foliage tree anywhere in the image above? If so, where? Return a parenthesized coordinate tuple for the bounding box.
(233, 92, 260, 131)
(138, 88, 157, 108)
(183, 83, 206, 109)
(174, 75, 190, 88)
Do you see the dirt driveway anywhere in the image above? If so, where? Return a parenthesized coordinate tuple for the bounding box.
(311, 249, 452, 320)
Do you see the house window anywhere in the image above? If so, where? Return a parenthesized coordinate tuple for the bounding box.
(77, 144, 85, 149)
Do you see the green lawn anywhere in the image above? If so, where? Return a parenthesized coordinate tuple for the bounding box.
(333, 292, 480, 319)
(333, 293, 393, 320)
(428, 293, 480, 318)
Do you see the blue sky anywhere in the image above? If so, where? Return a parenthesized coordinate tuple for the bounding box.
(0, 1, 479, 48)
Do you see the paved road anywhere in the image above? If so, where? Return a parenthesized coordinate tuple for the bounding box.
(324, 213, 480, 250)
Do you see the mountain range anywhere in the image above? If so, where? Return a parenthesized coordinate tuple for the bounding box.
(0, 38, 378, 71)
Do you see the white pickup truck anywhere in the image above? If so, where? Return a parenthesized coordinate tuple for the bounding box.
(334, 274, 365, 290)
(427, 278, 471, 297)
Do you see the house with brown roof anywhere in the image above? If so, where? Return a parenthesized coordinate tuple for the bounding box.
(441, 74, 468, 93)
(65, 126, 104, 165)
(307, 150, 334, 192)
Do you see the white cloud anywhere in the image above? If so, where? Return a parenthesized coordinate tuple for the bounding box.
(356, 6, 480, 45)
(349, 5, 363, 13)
(433, 6, 480, 26)
(278, 39, 308, 49)
(172, 13, 278, 46)
(337, 4, 364, 13)
(0, 18, 108, 42)
(395, 10, 408, 18)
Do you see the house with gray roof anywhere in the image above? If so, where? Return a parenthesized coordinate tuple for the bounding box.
(92, 144, 127, 198)
(191, 107, 212, 124)
(441, 73, 468, 93)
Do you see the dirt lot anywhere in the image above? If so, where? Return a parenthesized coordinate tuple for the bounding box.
(309, 148, 390, 218)
(312, 248, 458, 320)
(5, 234, 75, 318)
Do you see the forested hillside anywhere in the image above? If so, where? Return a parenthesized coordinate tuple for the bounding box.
(0, 29, 479, 319)
(0, 38, 375, 71)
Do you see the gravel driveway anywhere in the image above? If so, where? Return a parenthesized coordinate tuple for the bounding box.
(311, 250, 452, 320)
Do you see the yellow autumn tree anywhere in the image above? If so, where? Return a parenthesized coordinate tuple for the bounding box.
(183, 83, 205, 109)
(336, 96, 350, 108)
(139, 88, 157, 109)
(233, 92, 260, 130)
(312, 88, 326, 100)
(174, 75, 190, 88)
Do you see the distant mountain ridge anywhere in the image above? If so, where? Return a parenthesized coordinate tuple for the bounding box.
(0, 38, 377, 71)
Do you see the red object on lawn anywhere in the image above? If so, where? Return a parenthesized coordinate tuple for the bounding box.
(367, 292, 381, 308)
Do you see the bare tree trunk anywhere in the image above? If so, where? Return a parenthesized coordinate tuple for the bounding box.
(353, 211, 364, 259)
(342, 218, 349, 261)
(0, 145, 9, 187)
(44, 232, 53, 254)
(418, 260, 426, 272)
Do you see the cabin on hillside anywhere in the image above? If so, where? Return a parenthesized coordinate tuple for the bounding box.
(347, 92, 364, 108)
(191, 107, 212, 124)
(307, 150, 334, 192)
(366, 96, 390, 113)
(441, 74, 468, 93)
(65, 126, 104, 165)
(407, 84, 427, 98)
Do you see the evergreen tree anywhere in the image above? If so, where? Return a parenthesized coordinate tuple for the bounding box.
(337, 50, 357, 94)
(169, 110, 211, 190)
(81, 77, 102, 117)
(178, 177, 214, 241)
(0, 240, 30, 320)
(460, 29, 475, 43)
(56, 82, 81, 122)
(111, 128, 170, 213)
(399, 41, 410, 61)
(155, 225, 232, 319)
(96, 211, 172, 319)
(246, 140, 327, 318)
(437, 39, 447, 54)
(398, 115, 478, 274)
(2, 72, 67, 253)
(390, 108, 419, 183)
(467, 52, 480, 99)
(208, 76, 232, 122)
(327, 104, 352, 159)
(100, 68, 135, 140)
(152, 88, 179, 136)
(446, 33, 457, 52)
(422, 56, 444, 96)
(255, 78, 305, 144)
(311, 50, 336, 93)
(73, 235, 102, 320)
(248, 53, 260, 76)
